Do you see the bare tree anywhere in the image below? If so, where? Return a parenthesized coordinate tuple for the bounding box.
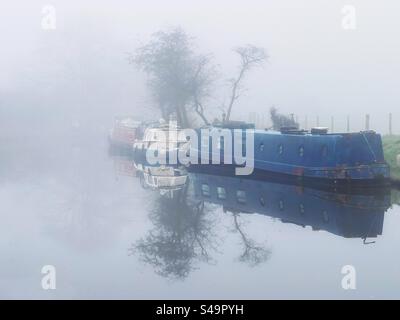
(225, 45, 268, 121)
(130, 188, 217, 279)
(130, 28, 216, 128)
(232, 213, 271, 267)
(131, 29, 267, 127)
(190, 55, 214, 126)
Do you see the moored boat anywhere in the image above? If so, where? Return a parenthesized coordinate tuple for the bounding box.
(139, 166, 188, 193)
(132, 120, 189, 169)
(108, 116, 142, 152)
(190, 124, 390, 187)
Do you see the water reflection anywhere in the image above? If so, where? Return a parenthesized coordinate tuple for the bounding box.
(111, 154, 392, 280)
(231, 212, 271, 267)
(129, 183, 217, 279)
(138, 167, 188, 196)
(191, 172, 391, 242)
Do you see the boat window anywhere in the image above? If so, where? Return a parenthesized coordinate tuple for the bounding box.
(236, 190, 246, 204)
(201, 184, 210, 197)
(299, 145, 305, 157)
(299, 203, 305, 214)
(322, 210, 329, 223)
(321, 145, 328, 157)
(278, 144, 284, 155)
(279, 199, 284, 211)
(259, 142, 264, 152)
(217, 187, 227, 200)
(260, 197, 266, 207)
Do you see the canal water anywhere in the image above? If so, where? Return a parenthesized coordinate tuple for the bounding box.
(1, 118, 400, 299)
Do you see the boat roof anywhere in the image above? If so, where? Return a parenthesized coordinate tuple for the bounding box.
(253, 129, 377, 138)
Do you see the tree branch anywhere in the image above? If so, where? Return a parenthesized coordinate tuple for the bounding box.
(225, 45, 267, 121)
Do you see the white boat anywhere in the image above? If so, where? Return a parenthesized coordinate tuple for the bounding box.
(133, 120, 190, 169)
(140, 166, 188, 192)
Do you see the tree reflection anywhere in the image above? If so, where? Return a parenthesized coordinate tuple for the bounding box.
(130, 183, 217, 279)
(232, 213, 271, 267)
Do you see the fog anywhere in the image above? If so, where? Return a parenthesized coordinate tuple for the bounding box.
(2, 0, 400, 132)
(1, 0, 400, 299)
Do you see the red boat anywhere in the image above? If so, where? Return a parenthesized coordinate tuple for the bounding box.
(108, 116, 142, 150)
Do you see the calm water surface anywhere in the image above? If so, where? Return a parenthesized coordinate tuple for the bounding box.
(1, 121, 400, 299)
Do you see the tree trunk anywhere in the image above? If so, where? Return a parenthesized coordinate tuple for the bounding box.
(176, 104, 190, 128)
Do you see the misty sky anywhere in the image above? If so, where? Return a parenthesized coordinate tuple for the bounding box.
(1, 0, 400, 133)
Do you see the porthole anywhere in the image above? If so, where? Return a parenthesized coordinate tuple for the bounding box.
(299, 145, 305, 157)
(279, 199, 284, 211)
(236, 190, 247, 204)
(299, 203, 305, 214)
(260, 197, 266, 207)
(322, 210, 329, 223)
(217, 187, 227, 200)
(259, 143, 265, 152)
(278, 144, 284, 155)
(201, 184, 210, 197)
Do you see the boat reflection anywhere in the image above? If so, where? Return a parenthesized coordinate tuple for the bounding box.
(109, 152, 391, 279)
(191, 172, 391, 242)
(111, 155, 137, 178)
(139, 166, 188, 196)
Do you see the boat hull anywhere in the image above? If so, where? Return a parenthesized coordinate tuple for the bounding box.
(190, 129, 391, 187)
(189, 164, 390, 188)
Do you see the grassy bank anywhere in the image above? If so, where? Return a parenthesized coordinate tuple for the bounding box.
(382, 135, 400, 180)
(392, 190, 400, 205)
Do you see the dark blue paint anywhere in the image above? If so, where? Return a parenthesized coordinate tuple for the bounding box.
(194, 129, 390, 184)
(191, 172, 390, 239)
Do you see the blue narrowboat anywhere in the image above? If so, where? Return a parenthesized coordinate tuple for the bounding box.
(191, 125, 390, 187)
